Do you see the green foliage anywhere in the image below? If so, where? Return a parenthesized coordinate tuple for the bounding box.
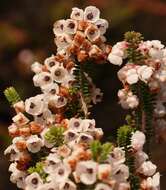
(131, 83, 143, 130)
(73, 63, 91, 103)
(129, 174, 140, 190)
(117, 125, 134, 149)
(44, 125, 64, 146)
(68, 86, 79, 96)
(64, 99, 82, 118)
(117, 125, 140, 189)
(125, 32, 156, 155)
(131, 82, 156, 155)
(28, 162, 47, 181)
(4, 86, 21, 105)
(90, 140, 113, 162)
(125, 31, 143, 45)
(140, 82, 156, 155)
(124, 31, 146, 63)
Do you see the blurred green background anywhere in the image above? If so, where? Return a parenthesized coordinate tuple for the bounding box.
(0, 0, 166, 189)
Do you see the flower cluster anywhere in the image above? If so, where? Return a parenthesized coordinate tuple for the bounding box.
(130, 131, 160, 190)
(108, 38, 166, 111)
(53, 6, 111, 62)
(4, 7, 161, 190)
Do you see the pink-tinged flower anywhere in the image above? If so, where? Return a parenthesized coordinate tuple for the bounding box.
(126, 94, 139, 109)
(53, 19, 66, 36)
(75, 160, 98, 185)
(131, 131, 145, 151)
(95, 183, 112, 190)
(8, 123, 19, 137)
(137, 161, 157, 176)
(13, 100, 25, 113)
(25, 172, 43, 190)
(107, 53, 123, 66)
(126, 68, 139, 84)
(137, 65, 154, 83)
(70, 7, 84, 21)
(91, 87, 103, 104)
(135, 151, 148, 168)
(84, 6, 100, 23)
(26, 135, 43, 153)
(98, 164, 111, 181)
(57, 145, 71, 158)
(12, 112, 29, 126)
(147, 40, 164, 59)
(31, 62, 43, 73)
(9, 163, 26, 189)
(141, 172, 160, 190)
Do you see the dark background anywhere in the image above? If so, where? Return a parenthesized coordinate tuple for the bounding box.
(0, 0, 166, 189)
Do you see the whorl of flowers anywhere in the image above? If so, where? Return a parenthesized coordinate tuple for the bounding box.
(108, 32, 166, 144)
(53, 6, 111, 62)
(4, 7, 161, 190)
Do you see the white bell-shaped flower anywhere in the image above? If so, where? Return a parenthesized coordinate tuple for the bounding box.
(65, 19, 78, 34)
(75, 160, 97, 185)
(126, 68, 139, 84)
(95, 183, 112, 190)
(25, 94, 47, 116)
(33, 72, 53, 87)
(108, 53, 123, 66)
(70, 7, 84, 21)
(44, 56, 60, 70)
(43, 153, 61, 174)
(42, 82, 59, 96)
(50, 65, 68, 83)
(64, 129, 79, 142)
(26, 135, 43, 153)
(137, 65, 154, 83)
(131, 131, 145, 151)
(53, 19, 66, 36)
(54, 34, 72, 50)
(31, 62, 43, 73)
(48, 163, 71, 183)
(84, 6, 100, 23)
(25, 172, 43, 190)
(85, 25, 100, 42)
(137, 161, 157, 176)
(68, 118, 83, 132)
(77, 133, 94, 144)
(95, 19, 109, 35)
